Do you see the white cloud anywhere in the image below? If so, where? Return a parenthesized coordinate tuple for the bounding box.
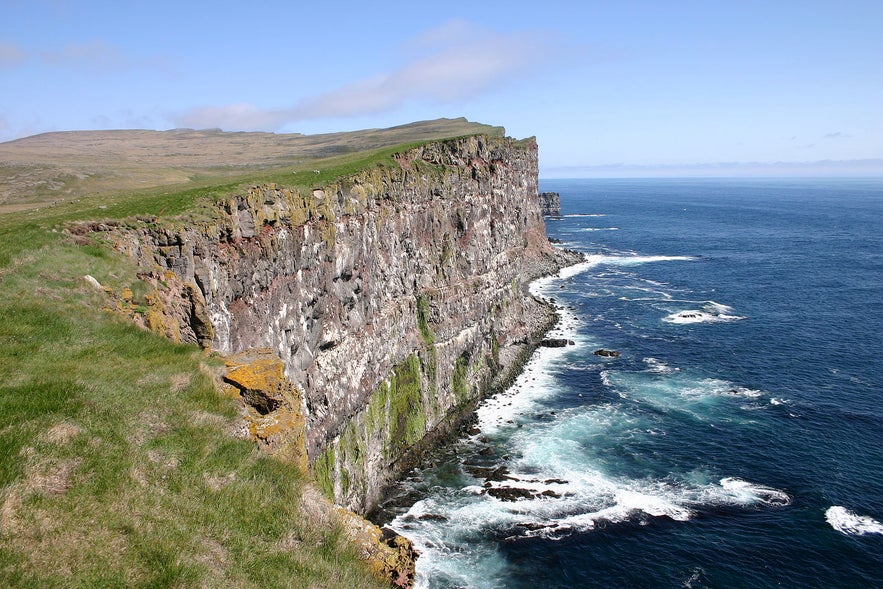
(172, 103, 296, 131)
(172, 20, 567, 131)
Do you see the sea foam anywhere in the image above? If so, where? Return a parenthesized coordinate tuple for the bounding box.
(825, 506, 883, 536)
(663, 301, 745, 324)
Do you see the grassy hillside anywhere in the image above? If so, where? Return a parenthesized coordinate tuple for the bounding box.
(0, 119, 500, 587)
(0, 117, 504, 213)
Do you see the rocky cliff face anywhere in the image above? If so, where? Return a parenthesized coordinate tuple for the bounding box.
(106, 134, 577, 513)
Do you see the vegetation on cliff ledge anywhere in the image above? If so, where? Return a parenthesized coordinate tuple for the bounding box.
(0, 120, 503, 588)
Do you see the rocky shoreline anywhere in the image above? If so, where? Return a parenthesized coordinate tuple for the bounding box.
(369, 251, 585, 527)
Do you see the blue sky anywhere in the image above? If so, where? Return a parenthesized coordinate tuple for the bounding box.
(1, 0, 881, 177)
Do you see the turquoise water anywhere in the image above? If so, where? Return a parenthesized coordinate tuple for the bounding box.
(385, 178, 883, 588)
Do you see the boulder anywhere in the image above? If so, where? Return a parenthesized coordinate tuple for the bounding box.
(593, 349, 621, 357)
(485, 486, 534, 501)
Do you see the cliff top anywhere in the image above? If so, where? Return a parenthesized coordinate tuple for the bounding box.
(0, 118, 504, 214)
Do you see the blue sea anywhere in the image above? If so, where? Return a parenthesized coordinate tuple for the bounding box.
(385, 178, 883, 588)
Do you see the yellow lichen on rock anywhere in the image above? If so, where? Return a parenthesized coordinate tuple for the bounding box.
(223, 349, 308, 472)
(335, 506, 418, 588)
(224, 356, 285, 393)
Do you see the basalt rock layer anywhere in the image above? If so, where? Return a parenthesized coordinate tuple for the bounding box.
(106, 134, 577, 513)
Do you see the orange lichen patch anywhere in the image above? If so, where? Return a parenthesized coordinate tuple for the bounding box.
(295, 485, 417, 588)
(225, 357, 287, 397)
(222, 348, 308, 472)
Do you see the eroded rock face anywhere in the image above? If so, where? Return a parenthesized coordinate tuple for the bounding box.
(110, 135, 578, 513)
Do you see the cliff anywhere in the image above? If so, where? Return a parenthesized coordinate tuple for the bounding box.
(99, 134, 577, 514)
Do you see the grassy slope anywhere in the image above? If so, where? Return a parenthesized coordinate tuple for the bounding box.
(0, 117, 504, 212)
(0, 121, 500, 588)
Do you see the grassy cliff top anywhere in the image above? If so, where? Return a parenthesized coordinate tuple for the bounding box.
(0, 118, 504, 214)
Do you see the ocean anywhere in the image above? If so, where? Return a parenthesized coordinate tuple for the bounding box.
(383, 178, 883, 588)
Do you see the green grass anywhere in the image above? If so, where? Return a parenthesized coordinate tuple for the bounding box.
(0, 137, 459, 588)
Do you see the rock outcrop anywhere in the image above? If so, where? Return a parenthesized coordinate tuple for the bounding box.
(221, 349, 309, 471)
(102, 134, 579, 514)
(594, 349, 621, 357)
(538, 191, 561, 216)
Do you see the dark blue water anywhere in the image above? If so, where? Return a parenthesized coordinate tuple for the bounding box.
(388, 178, 883, 588)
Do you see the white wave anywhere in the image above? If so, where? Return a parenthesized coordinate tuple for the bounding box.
(588, 253, 696, 267)
(600, 369, 774, 422)
(581, 227, 620, 232)
(720, 386, 763, 399)
(600, 370, 614, 387)
(475, 298, 586, 434)
(547, 257, 597, 282)
(716, 477, 791, 506)
(622, 284, 676, 300)
(536, 253, 694, 291)
(826, 506, 883, 536)
(705, 300, 735, 314)
(663, 300, 745, 324)
(644, 357, 679, 374)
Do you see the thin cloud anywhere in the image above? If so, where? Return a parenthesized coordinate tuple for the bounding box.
(42, 40, 175, 74)
(40, 40, 128, 70)
(823, 132, 851, 139)
(0, 38, 173, 74)
(173, 20, 569, 130)
(0, 41, 27, 67)
(542, 159, 883, 178)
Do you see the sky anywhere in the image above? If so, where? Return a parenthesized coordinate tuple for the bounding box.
(1, 0, 881, 177)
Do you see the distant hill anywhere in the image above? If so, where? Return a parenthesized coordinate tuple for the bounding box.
(0, 118, 504, 213)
